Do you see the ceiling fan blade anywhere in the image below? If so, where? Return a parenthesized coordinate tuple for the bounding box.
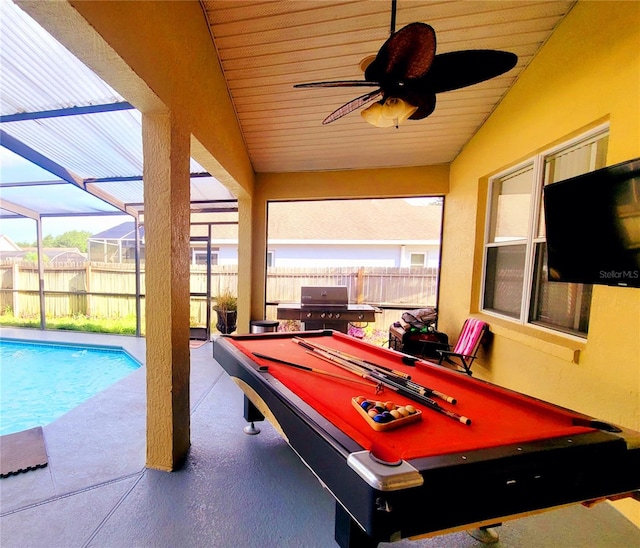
(397, 90, 436, 120)
(322, 89, 383, 125)
(408, 95, 437, 120)
(365, 22, 436, 83)
(419, 50, 518, 93)
(294, 80, 380, 89)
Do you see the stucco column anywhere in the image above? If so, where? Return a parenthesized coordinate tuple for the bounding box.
(250, 183, 269, 326)
(237, 197, 254, 333)
(142, 111, 191, 471)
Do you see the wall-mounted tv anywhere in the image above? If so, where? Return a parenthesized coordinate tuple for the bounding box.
(543, 157, 640, 288)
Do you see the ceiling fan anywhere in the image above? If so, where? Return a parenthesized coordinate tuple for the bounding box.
(294, 0, 518, 127)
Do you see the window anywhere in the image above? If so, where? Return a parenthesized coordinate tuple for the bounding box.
(410, 253, 426, 267)
(482, 127, 609, 336)
(191, 249, 219, 266)
(193, 251, 208, 265)
(266, 251, 274, 268)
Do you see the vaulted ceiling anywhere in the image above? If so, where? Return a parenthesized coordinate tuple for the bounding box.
(201, 1, 576, 173)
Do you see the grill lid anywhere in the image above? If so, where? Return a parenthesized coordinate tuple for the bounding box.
(300, 286, 348, 308)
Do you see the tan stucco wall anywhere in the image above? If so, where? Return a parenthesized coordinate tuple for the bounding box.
(442, 1, 639, 524)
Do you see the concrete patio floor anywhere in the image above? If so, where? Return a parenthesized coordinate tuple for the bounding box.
(1, 327, 638, 547)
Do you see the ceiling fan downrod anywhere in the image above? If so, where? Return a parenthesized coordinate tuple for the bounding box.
(390, 0, 397, 35)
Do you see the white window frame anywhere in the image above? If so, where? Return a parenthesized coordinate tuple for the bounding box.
(191, 249, 219, 266)
(481, 123, 610, 336)
(410, 252, 426, 267)
(192, 249, 208, 265)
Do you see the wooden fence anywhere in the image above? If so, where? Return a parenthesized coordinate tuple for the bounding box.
(266, 266, 438, 306)
(0, 261, 439, 334)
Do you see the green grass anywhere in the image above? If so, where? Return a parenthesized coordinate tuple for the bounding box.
(0, 314, 390, 345)
(0, 313, 138, 335)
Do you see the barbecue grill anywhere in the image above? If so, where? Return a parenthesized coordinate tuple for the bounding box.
(277, 286, 376, 333)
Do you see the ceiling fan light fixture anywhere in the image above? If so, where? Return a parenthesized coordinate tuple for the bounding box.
(361, 97, 418, 128)
(359, 55, 376, 73)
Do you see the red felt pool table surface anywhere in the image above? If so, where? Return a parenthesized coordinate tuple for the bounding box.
(228, 330, 595, 463)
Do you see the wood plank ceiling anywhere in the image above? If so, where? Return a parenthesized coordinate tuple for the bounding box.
(201, 0, 575, 174)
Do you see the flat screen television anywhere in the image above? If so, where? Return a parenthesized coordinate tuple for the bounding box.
(543, 157, 640, 288)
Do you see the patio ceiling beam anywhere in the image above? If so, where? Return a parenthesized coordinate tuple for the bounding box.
(0, 179, 65, 188)
(123, 205, 141, 219)
(125, 201, 238, 214)
(85, 171, 211, 184)
(86, 175, 143, 183)
(38, 211, 127, 218)
(190, 206, 239, 214)
(0, 198, 39, 220)
(1, 133, 137, 218)
(0, 101, 134, 123)
(191, 221, 238, 226)
(191, 199, 238, 205)
(0, 130, 85, 189)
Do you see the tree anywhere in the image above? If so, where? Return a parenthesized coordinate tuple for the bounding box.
(54, 230, 92, 252)
(22, 252, 49, 263)
(16, 230, 92, 252)
(43, 234, 57, 248)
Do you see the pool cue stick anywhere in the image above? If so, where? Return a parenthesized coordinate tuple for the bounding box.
(372, 374, 471, 426)
(400, 379, 457, 405)
(300, 345, 471, 425)
(303, 340, 458, 406)
(251, 352, 379, 390)
(293, 337, 410, 379)
(295, 338, 416, 386)
(305, 351, 386, 393)
(293, 337, 457, 405)
(309, 341, 411, 379)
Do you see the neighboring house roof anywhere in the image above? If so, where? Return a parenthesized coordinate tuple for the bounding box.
(0, 234, 22, 251)
(91, 200, 442, 244)
(268, 199, 442, 242)
(90, 223, 145, 241)
(0, 247, 86, 263)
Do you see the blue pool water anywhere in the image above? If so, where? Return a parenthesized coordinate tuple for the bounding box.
(0, 339, 141, 436)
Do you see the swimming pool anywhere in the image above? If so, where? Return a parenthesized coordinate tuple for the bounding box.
(0, 339, 141, 436)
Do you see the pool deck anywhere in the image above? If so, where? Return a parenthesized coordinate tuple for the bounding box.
(1, 327, 639, 547)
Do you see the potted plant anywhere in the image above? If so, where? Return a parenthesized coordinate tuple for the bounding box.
(213, 289, 237, 334)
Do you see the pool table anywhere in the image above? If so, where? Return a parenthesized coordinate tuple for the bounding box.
(212, 330, 640, 548)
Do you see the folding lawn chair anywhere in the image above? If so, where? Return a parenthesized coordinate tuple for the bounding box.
(437, 318, 488, 376)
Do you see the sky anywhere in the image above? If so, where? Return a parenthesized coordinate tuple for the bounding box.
(0, 148, 129, 244)
(0, 216, 130, 244)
